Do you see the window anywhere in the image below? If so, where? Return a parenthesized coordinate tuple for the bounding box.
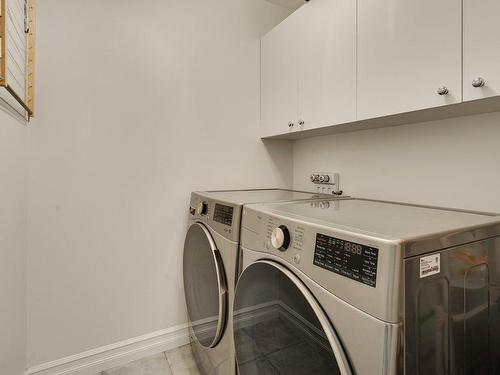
(0, 0, 35, 120)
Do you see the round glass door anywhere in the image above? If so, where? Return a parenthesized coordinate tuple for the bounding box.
(233, 260, 352, 375)
(183, 223, 228, 348)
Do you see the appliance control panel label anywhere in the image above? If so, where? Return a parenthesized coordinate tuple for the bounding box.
(292, 226, 305, 250)
(313, 233, 379, 287)
(213, 203, 233, 226)
(419, 253, 440, 278)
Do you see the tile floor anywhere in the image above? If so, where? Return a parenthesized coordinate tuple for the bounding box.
(234, 316, 337, 375)
(97, 315, 334, 375)
(98, 344, 201, 375)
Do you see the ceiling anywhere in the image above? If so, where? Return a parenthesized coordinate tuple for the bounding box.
(265, 0, 304, 10)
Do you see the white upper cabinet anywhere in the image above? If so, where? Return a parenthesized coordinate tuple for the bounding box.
(261, 0, 356, 137)
(297, 0, 356, 131)
(463, 0, 500, 102)
(357, 0, 462, 120)
(261, 12, 301, 138)
(261, 0, 500, 139)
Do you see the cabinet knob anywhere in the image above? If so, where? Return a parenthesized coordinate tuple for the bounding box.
(288, 121, 295, 128)
(298, 119, 305, 126)
(437, 86, 449, 96)
(472, 77, 486, 88)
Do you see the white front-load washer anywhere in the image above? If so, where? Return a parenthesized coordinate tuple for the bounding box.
(183, 189, 337, 375)
(235, 198, 500, 375)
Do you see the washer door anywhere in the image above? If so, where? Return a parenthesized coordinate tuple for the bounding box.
(233, 260, 352, 375)
(183, 223, 228, 348)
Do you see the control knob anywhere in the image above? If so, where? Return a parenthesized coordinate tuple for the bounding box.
(319, 174, 330, 183)
(271, 225, 291, 251)
(196, 201, 208, 216)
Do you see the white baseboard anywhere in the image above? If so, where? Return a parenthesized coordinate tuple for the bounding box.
(27, 324, 190, 375)
(26, 300, 318, 375)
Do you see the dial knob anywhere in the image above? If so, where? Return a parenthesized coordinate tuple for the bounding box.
(271, 225, 290, 251)
(318, 174, 330, 183)
(196, 201, 208, 216)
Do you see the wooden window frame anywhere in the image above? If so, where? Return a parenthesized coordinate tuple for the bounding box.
(0, 0, 35, 120)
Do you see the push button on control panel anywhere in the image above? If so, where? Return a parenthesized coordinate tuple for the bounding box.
(293, 254, 301, 264)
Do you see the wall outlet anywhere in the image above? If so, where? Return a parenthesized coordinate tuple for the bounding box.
(309, 172, 342, 195)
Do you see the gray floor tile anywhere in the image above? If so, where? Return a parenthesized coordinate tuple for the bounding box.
(238, 358, 278, 375)
(241, 317, 303, 357)
(102, 353, 173, 375)
(267, 341, 340, 375)
(165, 345, 201, 375)
(234, 327, 261, 364)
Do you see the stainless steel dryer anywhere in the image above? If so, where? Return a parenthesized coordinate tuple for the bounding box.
(183, 189, 335, 375)
(235, 198, 500, 375)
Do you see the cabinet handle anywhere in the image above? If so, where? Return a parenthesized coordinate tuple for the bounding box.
(298, 120, 305, 126)
(437, 86, 449, 96)
(288, 121, 295, 128)
(472, 77, 486, 88)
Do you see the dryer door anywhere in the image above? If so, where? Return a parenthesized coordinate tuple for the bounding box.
(233, 260, 352, 375)
(183, 222, 228, 348)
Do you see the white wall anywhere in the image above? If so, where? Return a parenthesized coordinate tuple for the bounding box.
(293, 111, 500, 212)
(27, 0, 292, 368)
(0, 108, 27, 375)
(265, 0, 304, 10)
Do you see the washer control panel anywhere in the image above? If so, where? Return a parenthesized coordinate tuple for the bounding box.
(314, 233, 379, 287)
(189, 193, 241, 242)
(241, 204, 400, 322)
(213, 203, 234, 226)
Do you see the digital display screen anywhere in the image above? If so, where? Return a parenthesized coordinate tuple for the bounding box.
(313, 233, 379, 287)
(213, 204, 233, 226)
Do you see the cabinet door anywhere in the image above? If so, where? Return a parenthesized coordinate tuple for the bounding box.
(357, 0, 462, 120)
(463, 0, 500, 101)
(261, 13, 300, 137)
(298, 0, 356, 130)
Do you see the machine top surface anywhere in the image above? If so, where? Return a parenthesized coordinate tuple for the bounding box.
(196, 189, 331, 206)
(190, 189, 336, 243)
(247, 198, 500, 244)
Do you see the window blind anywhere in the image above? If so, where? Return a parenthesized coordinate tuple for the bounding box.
(0, 0, 35, 119)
